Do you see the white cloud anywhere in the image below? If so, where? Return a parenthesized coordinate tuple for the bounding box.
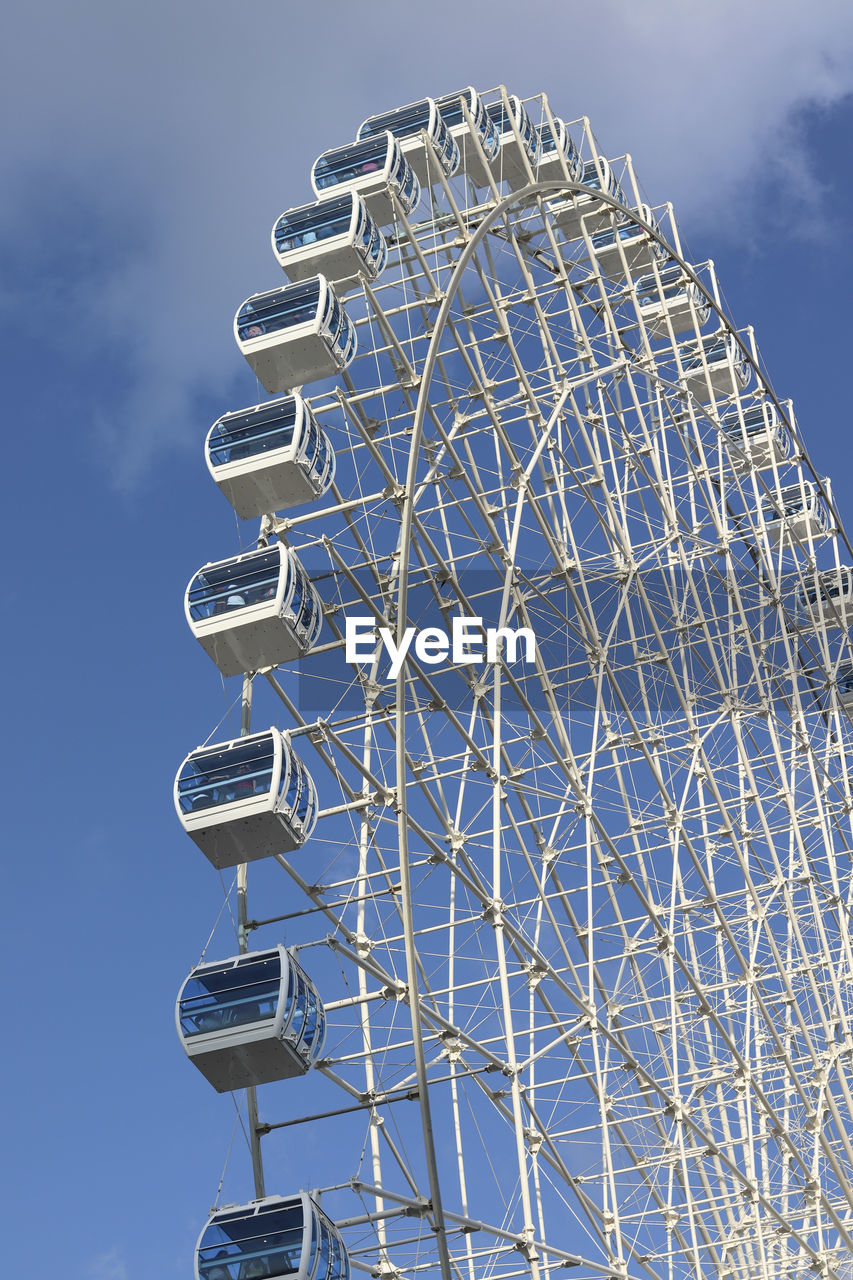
(87, 1248, 128, 1280)
(2, 0, 852, 485)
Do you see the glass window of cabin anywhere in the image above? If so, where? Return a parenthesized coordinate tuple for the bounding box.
(435, 89, 474, 129)
(581, 161, 603, 188)
(638, 265, 682, 299)
(178, 735, 276, 814)
(354, 199, 367, 242)
(274, 196, 353, 254)
(339, 311, 357, 364)
(725, 406, 770, 437)
(180, 952, 281, 1037)
(198, 1239, 242, 1280)
(591, 214, 642, 250)
(400, 160, 416, 201)
(209, 400, 300, 468)
(237, 290, 314, 340)
(305, 1213, 320, 1280)
(289, 969, 307, 1044)
(297, 769, 316, 828)
(282, 957, 297, 1025)
(325, 291, 343, 341)
(823, 571, 848, 601)
(368, 223, 386, 272)
(489, 98, 536, 152)
(284, 753, 304, 814)
(487, 100, 515, 137)
(436, 121, 457, 167)
(361, 101, 434, 138)
(303, 986, 319, 1047)
(200, 1203, 304, 1280)
(237, 281, 322, 341)
(317, 429, 330, 473)
(286, 558, 305, 619)
(536, 121, 567, 159)
(558, 124, 578, 166)
(188, 549, 281, 621)
(313, 138, 390, 190)
(302, 419, 318, 468)
(702, 337, 732, 362)
(316, 1219, 331, 1280)
(775, 487, 810, 517)
(327, 1232, 344, 1280)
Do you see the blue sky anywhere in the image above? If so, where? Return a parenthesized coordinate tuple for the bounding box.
(2, 3, 853, 1277)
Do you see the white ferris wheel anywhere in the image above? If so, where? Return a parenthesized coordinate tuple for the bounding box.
(172, 85, 853, 1280)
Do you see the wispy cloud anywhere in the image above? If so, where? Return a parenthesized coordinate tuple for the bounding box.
(2, 0, 852, 487)
(87, 1248, 128, 1280)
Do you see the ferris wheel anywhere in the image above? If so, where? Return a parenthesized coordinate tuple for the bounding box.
(173, 86, 853, 1280)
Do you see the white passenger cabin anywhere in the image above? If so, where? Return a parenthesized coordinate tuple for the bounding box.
(796, 567, 853, 629)
(762, 481, 830, 548)
(185, 542, 323, 678)
(550, 157, 625, 237)
(177, 946, 326, 1092)
(533, 118, 582, 186)
(196, 1194, 349, 1280)
(635, 263, 711, 338)
(590, 204, 665, 281)
(357, 97, 459, 187)
(234, 275, 356, 395)
(206, 394, 335, 521)
(272, 192, 386, 295)
(311, 131, 420, 225)
(486, 95, 540, 190)
(682, 331, 751, 402)
(434, 86, 499, 188)
(175, 728, 319, 869)
(721, 401, 793, 473)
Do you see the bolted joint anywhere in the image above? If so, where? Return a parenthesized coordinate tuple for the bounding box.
(482, 898, 504, 926)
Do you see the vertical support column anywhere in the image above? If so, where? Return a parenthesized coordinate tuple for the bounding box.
(237, 670, 266, 1200)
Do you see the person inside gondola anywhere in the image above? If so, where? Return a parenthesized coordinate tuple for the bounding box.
(239, 1256, 272, 1279)
(205, 1249, 234, 1280)
(229, 761, 257, 801)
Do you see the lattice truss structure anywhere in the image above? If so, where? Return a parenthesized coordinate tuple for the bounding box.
(190, 87, 853, 1280)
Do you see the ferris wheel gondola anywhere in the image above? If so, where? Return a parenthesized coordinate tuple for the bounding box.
(635, 259, 711, 336)
(311, 132, 420, 225)
(720, 398, 794, 472)
(681, 329, 752, 401)
(533, 117, 582, 185)
(206, 394, 335, 521)
(485, 94, 540, 189)
(272, 192, 387, 294)
(356, 96, 460, 186)
(549, 154, 625, 235)
(234, 276, 356, 395)
(195, 1193, 348, 1280)
(185, 542, 323, 678)
(589, 202, 665, 279)
(177, 945, 326, 1092)
(762, 479, 831, 547)
(434, 86, 499, 187)
(175, 728, 318, 868)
